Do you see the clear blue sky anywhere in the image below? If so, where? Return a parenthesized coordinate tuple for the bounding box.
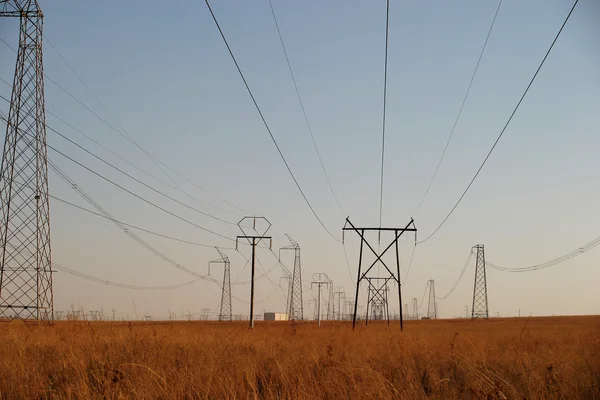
(0, 0, 598, 319)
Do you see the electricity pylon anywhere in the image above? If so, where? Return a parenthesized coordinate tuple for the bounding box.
(326, 278, 335, 320)
(471, 244, 489, 319)
(427, 279, 436, 319)
(279, 234, 303, 321)
(365, 278, 390, 324)
(343, 218, 417, 330)
(311, 273, 329, 327)
(0, 0, 52, 323)
(208, 247, 231, 322)
(411, 297, 418, 320)
(334, 286, 345, 321)
(236, 217, 272, 328)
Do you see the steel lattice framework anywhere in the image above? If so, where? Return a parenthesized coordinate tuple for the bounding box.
(471, 244, 489, 319)
(427, 279, 436, 319)
(0, 0, 53, 323)
(326, 277, 334, 320)
(279, 234, 303, 321)
(209, 247, 231, 321)
(411, 297, 418, 320)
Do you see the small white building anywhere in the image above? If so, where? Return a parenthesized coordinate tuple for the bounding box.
(263, 312, 288, 321)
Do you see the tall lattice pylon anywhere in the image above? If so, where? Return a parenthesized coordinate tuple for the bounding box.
(209, 247, 231, 321)
(279, 234, 303, 320)
(0, 0, 52, 323)
(427, 279, 436, 319)
(471, 244, 489, 319)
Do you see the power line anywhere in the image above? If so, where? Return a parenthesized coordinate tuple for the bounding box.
(44, 121, 238, 226)
(402, 242, 417, 284)
(1, 35, 252, 216)
(51, 195, 235, 250)
(486, 235, 600, 272)
(379, 0, 390, 233)
(342, 241, 356, 284)
(412, 0, 503, 217)
(203, 0, 341, 242)
(45, 107, 241, 217)
(1, 93, 255, 233)
(436, 250, 474, 299)
(46, 141, 236, 242)
(417, 280, 429, 309)
(54, 262, 204, 291)
(267, 0, 347, 217)
(418, 0, 579, 244)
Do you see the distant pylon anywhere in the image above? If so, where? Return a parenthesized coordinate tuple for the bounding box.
(0, 1, 53, 323)
(411, 297, 418, 320)
(471, 244, 489, 319)
(326, 278, 334, 320)
(209, 247, 231, 321)
(279, 234, 303, 320)
(427, 279, 436, 319)
(334, 286, 345, 321)
(403, 303, 408, 319)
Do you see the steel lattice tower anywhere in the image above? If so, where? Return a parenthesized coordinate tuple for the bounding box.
(209, 247, 231, 321)
(326, 278, 334, 320)
(427, 279, 436, 319)
(411, 297, 418, 320)
(0, 0, 52, 323)
(280, 234, 303, 320)
(471, 244, 489, 319)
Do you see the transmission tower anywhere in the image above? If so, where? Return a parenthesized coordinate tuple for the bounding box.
(334, 286, 345, 321)
(427, 279, 436, 319)
(365, 278, 390, 324)
(403, 303, 408, 319)
(0, 1, 52, 323)
(343, 218, 417, 330)
(471, 244, 489, 319)
(411, 297, 418, 320)
(311, 273, 329, 327)
(236, 217, 272, 328)
(208, 247, 231, 322)
(279, 234, 303, 321)
(326, 278, 335, 320)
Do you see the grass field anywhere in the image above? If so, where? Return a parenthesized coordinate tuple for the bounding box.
(0, 316, 598, 399)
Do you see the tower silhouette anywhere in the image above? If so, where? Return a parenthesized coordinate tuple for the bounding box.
(471, 244, 489, 319)
(0, 0, 53, 323)
(280, 234, 303, 320)
(209, 247, 231, 321)
(427, 279, 436, 319)
(411, 297, 418, 320)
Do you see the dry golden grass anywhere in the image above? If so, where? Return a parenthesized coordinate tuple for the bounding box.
(0, 316, 598, 399)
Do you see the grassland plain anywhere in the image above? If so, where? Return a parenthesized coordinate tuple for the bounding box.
(0, 316, 598, 399)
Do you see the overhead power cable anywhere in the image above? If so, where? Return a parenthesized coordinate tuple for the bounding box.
(401, 242, 418, 284)
(1, 35, 251, 216)
(45, 106, 240, 217)
(412, 0, 503, 217)
(203, 0, 341, 242)
(417, 280, 429, 309)
(45, 122, 238, 226)
(267, 0, 346, 216)
(379, 0, 390, 235)
(0, 115, 238, 243)
(418, 0, 578, 244)
(51, 195, 235, 250)
(54, 262, 204, 291)
(436, 250, 474, 299)
(487, 234, 600, 272)
(47, 142, 236, 242)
